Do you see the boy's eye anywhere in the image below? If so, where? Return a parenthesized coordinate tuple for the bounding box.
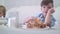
(48, 7, 51, 9)
(43, 7, 45, 8)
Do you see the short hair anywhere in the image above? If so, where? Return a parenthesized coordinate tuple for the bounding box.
(0, 5, 6, 17)
(41, 0, 53, 7)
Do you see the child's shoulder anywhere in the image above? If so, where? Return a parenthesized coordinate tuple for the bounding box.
(37, 12, 43, 17)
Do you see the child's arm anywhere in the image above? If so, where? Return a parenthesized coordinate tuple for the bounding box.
(44, 8, 55, 26)
(44, 10, 51, 26)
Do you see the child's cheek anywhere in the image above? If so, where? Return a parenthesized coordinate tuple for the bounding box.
(0, 12, 3, 17)
(43, 8, 48, 13)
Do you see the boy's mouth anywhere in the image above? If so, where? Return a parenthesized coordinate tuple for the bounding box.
(45, 12, 47, 14)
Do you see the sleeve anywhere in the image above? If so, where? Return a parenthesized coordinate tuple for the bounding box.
(36, 13, 45, 23)
(49, 16, 56, 27)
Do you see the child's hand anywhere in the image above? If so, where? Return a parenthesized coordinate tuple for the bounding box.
(48, 8, 55, 14)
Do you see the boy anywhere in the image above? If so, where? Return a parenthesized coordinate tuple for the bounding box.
(37, 0, 56, 28)
(0, 5, 7, 25)
(25, 0, 56, 28)
(0, 5, 6, 17)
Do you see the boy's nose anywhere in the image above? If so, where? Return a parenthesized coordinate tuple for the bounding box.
(0, 12, 1, 14)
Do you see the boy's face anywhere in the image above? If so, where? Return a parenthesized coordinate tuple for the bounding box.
(41, 3, 53, 14)
(0, 7, 4, 17)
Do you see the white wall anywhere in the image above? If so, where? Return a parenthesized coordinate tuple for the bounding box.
(0, 0, 3, 5)
(0, 0, 5, 5)
(0, 0, 60, 9)
(54, 0, 60, 8)
(4, 0, 42, 9)
(53, 7, 60, 23)
(3, 0, 60, 9)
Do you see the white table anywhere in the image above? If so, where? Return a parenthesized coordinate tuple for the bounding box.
(0, 25, 60, 34)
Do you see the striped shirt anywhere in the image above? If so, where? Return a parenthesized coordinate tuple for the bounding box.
(37, 13, 56, 27)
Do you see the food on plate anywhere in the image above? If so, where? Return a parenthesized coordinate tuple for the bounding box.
(25, 17, 47, 29)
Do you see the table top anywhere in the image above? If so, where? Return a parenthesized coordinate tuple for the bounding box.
(0, 25, 60, 34)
